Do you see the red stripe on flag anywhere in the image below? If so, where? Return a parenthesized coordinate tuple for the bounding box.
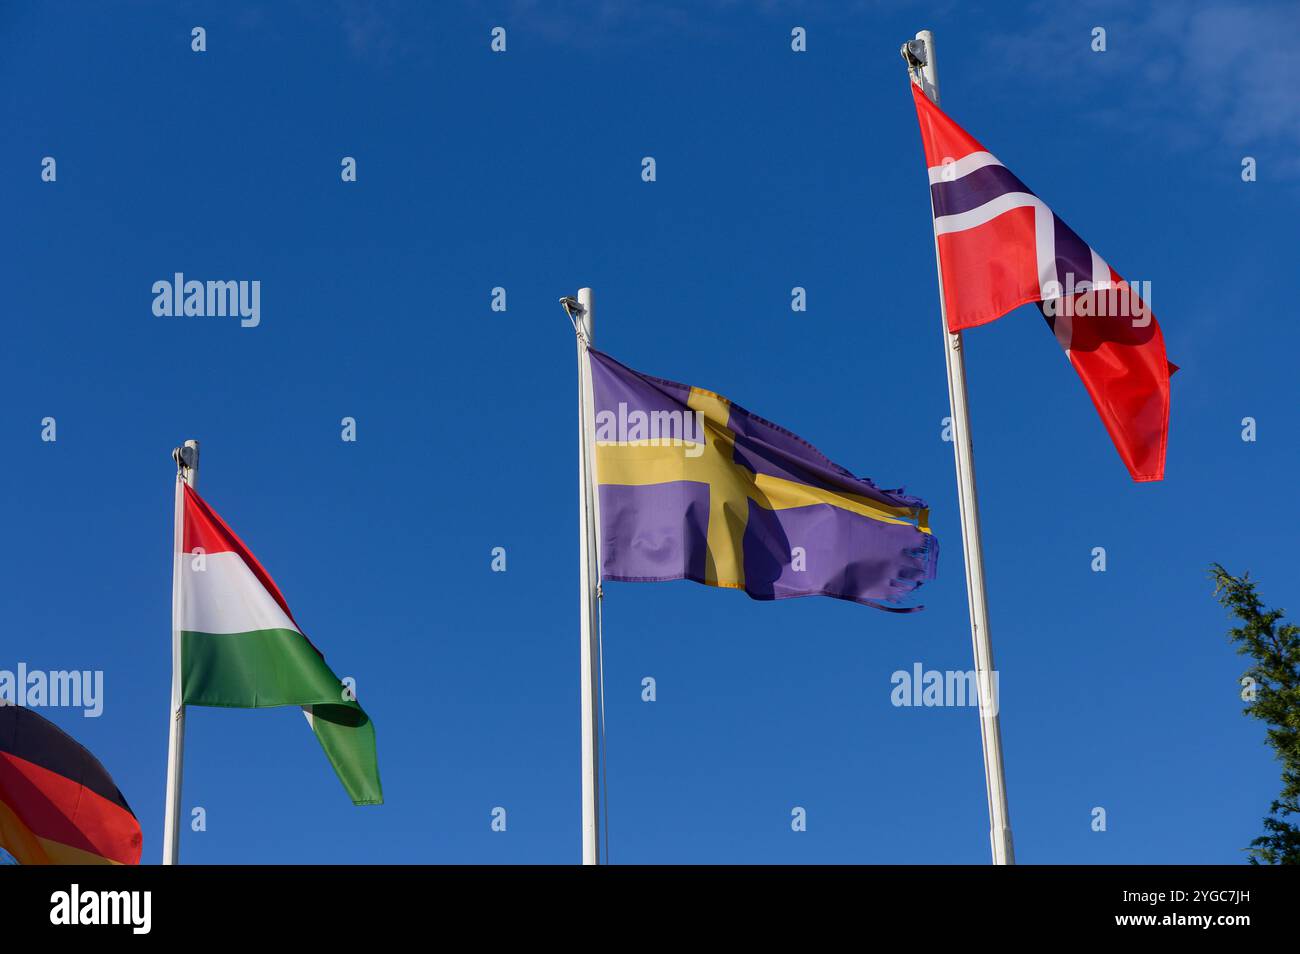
(182, 483, 301, 629)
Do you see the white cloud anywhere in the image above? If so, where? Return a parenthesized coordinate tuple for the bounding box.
(986, 0, 1300, 177)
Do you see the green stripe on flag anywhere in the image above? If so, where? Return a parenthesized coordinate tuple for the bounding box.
(182, 628, 340, 707)
(304, 704, 383, 806)
(181, 629, 382, 805)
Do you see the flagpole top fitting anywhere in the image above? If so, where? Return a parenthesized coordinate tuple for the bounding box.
(902, 38, 928, 69)
(560, 295, 591, 342)
(173, 441, 199, 475)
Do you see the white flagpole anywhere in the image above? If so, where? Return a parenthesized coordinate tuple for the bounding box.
(162, 438, 199, 865)
(905, 30, 1015, 865)
(571, 288, 603, 865)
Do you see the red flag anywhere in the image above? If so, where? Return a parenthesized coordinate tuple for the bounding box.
(911, 83, 1173, 482)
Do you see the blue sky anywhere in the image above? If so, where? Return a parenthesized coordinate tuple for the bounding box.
(2, 0, 1297, 864)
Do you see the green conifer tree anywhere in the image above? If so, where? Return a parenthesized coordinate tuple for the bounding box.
(1212, 564, 1300, 863)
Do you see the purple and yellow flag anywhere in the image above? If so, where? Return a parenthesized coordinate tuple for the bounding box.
(589, 349, 938, 612)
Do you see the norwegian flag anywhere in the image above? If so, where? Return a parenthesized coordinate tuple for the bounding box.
(911, 83, 1173, 482)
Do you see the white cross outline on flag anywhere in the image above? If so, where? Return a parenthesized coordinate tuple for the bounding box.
(928, 152, 1116, 355)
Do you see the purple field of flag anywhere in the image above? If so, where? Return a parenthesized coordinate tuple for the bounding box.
(588, 348, 938, 612)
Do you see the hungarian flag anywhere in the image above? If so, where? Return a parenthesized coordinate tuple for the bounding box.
(910, 82, 1173, 482)
(178, 482, 382, 805)
(0, 704, 142, 865)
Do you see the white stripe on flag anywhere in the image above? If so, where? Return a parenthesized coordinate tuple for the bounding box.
(933, 191, 1044, 236)
(1090, 246, 1115, 291)
(1035, 202, 1058, 301)
(179, 550, 301, 635)
(927, 150, 1003, 184)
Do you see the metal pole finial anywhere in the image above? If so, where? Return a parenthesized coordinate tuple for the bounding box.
(902, 37, 927, 69)
(173, 444, 197, 471)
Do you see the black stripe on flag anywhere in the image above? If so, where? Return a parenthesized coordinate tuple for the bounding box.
(0, 704, 134, 814)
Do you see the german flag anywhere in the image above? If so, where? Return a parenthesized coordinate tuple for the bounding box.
(0, 705, 141, 865)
